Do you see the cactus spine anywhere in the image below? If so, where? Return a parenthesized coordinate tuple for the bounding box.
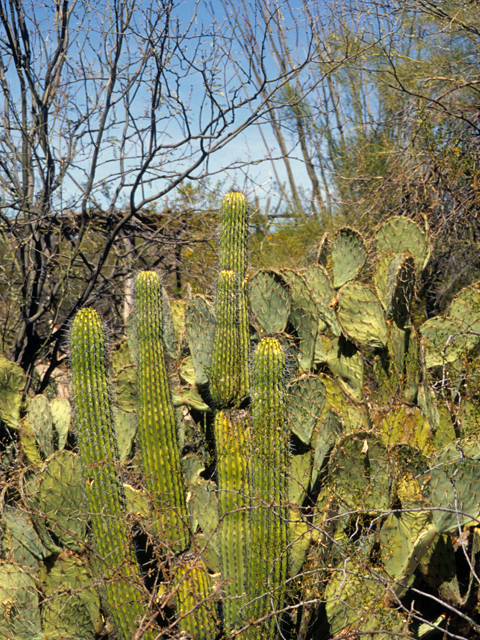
(70, 308, 156, 640)
(246, 337, 289, 639)
(135, 270, 190, 553)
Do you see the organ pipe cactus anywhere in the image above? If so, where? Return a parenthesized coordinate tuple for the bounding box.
(135, 270, 190, 554)
(214, 409, 250, 634)
(246, 337, 289, 639)
(70, 308, 157, 640)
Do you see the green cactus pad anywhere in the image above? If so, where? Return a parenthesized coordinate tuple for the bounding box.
(373, 252, 392, 308)
(380, 406, 432, 453)
(317, 231, 329, 267)
(282, 269, 320, 371)
(418, 382, 440, 432)
(289, 515, 311, 578)
(404, 328, 420, 403)
(0, 563, 42, 639)
(380, 513, 436, 593)
(457, 399, 480, 438)
(419, 316, 478, 368)
(312, 410, 343, 486)
(135, 270, 190, 553)
(214, 409, 249, 633)
(337, 281, 388, 348)
(38, 450, 87, 551)
(26, 394, 54, 459)
(324, 335, 364, 401)
(19, 421, 43, 466)
(176, 554, 218, 640)
(304, 264, 342, 336)
(376, 216, 430, 272)
(112, 408, 137, 463)
(187, 479, 220, 545)
(376, 252, 415, 327)
(327, 433, 392, 511)
(248, 269, 291, 334)
(449, 283, 480, 333)
(319, 372, 370, 433)
(0, 354, 26, 429)
(50, 398, 71, 451)
(40, 551, 103, 640)
(426, 439, 480, 534)
(21, 471, 62, 555)
(111, 340, 137, 413)
(287, 374, 326, 445)
(289, 450, 313, 507)
(325, 559, 407, 637)
(371, 339, 402, 408)
(185, 294, 216, 387)
(331, 227, 367, 288)
(1, 506, 48, 570)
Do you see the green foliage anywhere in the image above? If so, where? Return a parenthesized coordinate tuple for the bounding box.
(331, 227, 367, 288)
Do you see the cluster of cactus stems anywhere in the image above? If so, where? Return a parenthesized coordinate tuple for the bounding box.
(3, 190, 480, 640)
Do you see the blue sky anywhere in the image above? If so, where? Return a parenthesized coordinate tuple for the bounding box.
(0, 0, 316, 214)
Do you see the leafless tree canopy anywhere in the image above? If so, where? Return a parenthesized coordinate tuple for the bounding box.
(0, 0, 319, 383)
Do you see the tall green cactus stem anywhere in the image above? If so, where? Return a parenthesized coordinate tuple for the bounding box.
(219, 191, 248, 276)
(210, 270, 248, 407)
(246, 337, 289, 639)
(214, 409, 250, 634)
(218, 191, 250, 404)
(70, 308, 156, 640)
(135, 271, 190, 554)
(176, 554, 218, 640)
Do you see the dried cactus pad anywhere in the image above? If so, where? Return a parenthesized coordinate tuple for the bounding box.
(376, 216, 430, 272)
(248, 269, 291, 334)
(331, 227, 367, 288)
(337, 281, 388, 348)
